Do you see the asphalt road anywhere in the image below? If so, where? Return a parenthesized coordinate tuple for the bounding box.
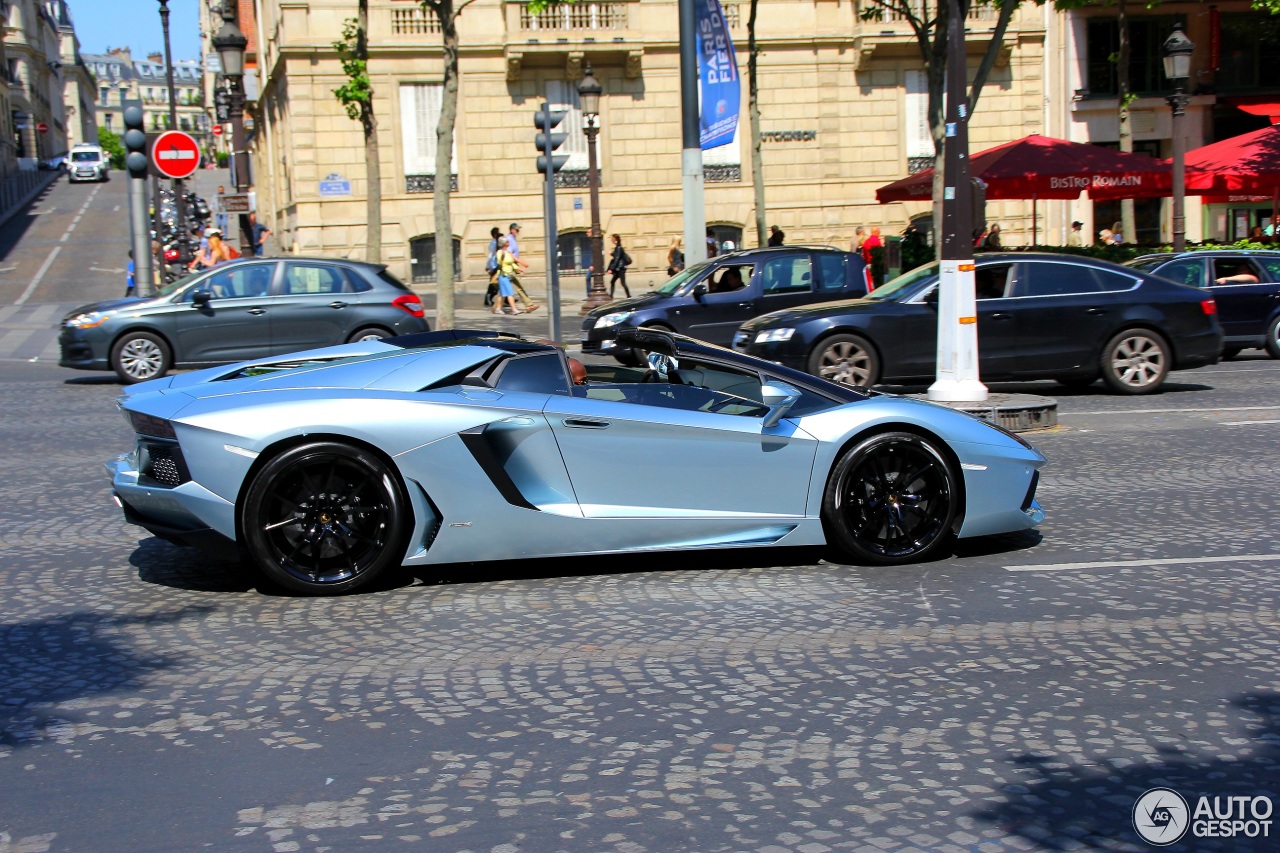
(1, 176, 1278, 852)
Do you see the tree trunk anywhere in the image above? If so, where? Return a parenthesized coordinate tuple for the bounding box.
(433, 5, 460, 330)
(748, 0, 766, 248)
(1117, 0, 1135, 243)
(358, 0, 381, 263)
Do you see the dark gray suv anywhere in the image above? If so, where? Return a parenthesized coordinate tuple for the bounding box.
(60, 258, 430, 383)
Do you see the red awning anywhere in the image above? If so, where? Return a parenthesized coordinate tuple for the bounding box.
(1181, 124, 1280, 195)
(876, 134, 1174, 203)
(1226, 96, 1280, 125)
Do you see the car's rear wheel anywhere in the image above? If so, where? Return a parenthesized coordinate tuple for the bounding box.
(1265, 316, 1280, 359)
(1100, 329, 1170, 394)
(241, 442, 409, 595)
(823, 431, 958, 565)
(111, 331, 171, 384)
(808, 333, 880, 387)
(346, 326, 393, 344)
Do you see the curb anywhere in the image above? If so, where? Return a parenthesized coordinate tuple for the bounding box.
(910, 393, 1058, 432)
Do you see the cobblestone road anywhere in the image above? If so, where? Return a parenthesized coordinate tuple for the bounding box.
(1, 351, 1278, 851)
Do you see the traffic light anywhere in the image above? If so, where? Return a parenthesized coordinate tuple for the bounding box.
(534, 103, 569, 175)
(123, 105, 148, 179)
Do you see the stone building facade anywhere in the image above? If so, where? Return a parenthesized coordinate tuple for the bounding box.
(244, 0, 1279, 287)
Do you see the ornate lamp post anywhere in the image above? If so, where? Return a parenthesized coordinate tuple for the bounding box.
(212, 12, 253, 257)
(578, 64, 611, 312)
(1162, 23, 1194, 253)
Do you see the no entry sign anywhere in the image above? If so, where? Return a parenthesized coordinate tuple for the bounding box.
(150, 130, 200, 179)
(211, 124, 223, 137)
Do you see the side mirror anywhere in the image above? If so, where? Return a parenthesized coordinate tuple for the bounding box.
(192, 288, 211, 307)
(760, 380, 801, 429)
(646, 352, 678, 380)
(693, 282, 708, 302)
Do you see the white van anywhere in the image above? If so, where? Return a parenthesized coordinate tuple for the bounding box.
(68, 143, 108, 183)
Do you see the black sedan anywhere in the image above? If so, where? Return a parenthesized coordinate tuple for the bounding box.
(60, 258, 430, 383)
(1127, 249, 1280, 359)
(735, 253, 1222, 394)
(582, 245, 870, 365)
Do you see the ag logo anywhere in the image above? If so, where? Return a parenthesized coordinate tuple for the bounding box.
(1133, 787, 1190, 845)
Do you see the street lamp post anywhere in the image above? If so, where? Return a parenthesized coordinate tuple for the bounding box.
(578, 65, 611, 312)
(158, 0, 189, 269)
(212, 12, 253, 258)
(1163, 23, 1194, 253)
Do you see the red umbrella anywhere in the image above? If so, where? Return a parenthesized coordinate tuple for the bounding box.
(875, 134, 1174, 203)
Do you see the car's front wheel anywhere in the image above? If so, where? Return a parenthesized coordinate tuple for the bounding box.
(808, 333, 880, 387)
(822, 431, 958, 565)
(1100, 329, 1169, 394)
(111, 331, 171, 384)
(241, 442, 410, 595)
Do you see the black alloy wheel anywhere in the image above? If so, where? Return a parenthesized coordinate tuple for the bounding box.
(111, 331, 172, 384)
(822, 431, 958, 565)
(241, 442, 409, 595)
(1099, 329, 1170, 394)
(808, 333, 880, 388)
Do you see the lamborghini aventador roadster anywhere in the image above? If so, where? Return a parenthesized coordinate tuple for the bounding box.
(108, 328, 1046, 595)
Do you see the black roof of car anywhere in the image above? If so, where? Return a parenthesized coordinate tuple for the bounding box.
(1131, 249, 1280, 263)
(715, 244, 850, 258)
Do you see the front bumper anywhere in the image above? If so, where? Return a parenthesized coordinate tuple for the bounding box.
(580, 322, 629, 355)
(1175, 326, 1223, 371)
(107, 448, 237, 553)
(59, 326, 109, 370)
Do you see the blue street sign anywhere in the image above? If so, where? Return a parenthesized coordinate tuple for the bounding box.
(319, 174, 351, 196)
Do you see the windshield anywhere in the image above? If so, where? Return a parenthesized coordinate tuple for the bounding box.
(867, 261, 940, 300)
(1126, 258, 1166, 272)
(159, 270, 207, 297)
(72, 151, 101, 162)
(654, 259, 715, 295)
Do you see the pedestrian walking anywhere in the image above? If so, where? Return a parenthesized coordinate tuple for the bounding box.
(706, 228, 719, 258)
(860, 226, 882, 265)
(768, 225, 785, 247)
(852, 226, 866, 252)
(608, 234, 632, 298)
(249, 213, 270, 257)
(126, 251, 136, 297)
(484, 226, 501, 307)
(1067, 220, 1085, 247)
(505, 222, 539, 312)
(1109, 221, 1125, 244)
(666, 237, 684, 277)
(215, 185, 229, 234)
(493, 236, 524, 315)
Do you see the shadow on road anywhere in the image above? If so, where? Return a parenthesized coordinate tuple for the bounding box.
(971, 691, 1280, 852)
(0, 605, 211, 749)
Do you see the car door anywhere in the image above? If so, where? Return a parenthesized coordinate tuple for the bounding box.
(544, 361, 818, 518)
(1010, 260, 1134, 374)
(759, 252, 822, 315)
(1208, 256, 1271, 340)
(1151, 257, 1208, 290)
(270, 262, 360, 353)
(172, 262, 276, 364)
(682, 262, 759, 345)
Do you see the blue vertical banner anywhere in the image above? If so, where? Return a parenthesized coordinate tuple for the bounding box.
(695, 0, 739, 150)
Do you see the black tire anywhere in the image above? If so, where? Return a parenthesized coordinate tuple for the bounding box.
(822, 431, 958, 565)
(346, 326, 393, 344)
(1221, 347, 1243, 361)
(241, 442, 409, 595)
(808, 333, 880, 387)
(1099, 329, 1170, 394)
(1265, 315, 1280, 359)
(111, 331, 172, 384)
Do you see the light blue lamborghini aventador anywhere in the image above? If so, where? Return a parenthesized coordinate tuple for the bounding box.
(108, 328, 1045, 595)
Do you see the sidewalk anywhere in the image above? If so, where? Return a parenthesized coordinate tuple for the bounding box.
(0, 168, 61, 230)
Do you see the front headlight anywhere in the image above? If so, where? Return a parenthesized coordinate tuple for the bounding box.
(66, 311, 114, 329)
(754, 327, 795, 344)
(594, 311, 633, 330)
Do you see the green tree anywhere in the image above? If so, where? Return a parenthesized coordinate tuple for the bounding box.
(97, 127, 126, 170)
(333, 1, 382, 263)
(418, 0, 478, 331)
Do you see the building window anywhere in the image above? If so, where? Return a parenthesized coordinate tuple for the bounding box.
(400, 83, 457, 191)
(1086, 16, 1180, 97)
(709, 224, 744, 254)
(557, 230, 592, 272)
(1216, 13, 1280, 91)
(904, 69, 932, 172)
(409, 235, 462, 283)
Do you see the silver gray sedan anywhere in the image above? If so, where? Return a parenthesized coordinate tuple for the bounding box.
(60, 257, 430, 383)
